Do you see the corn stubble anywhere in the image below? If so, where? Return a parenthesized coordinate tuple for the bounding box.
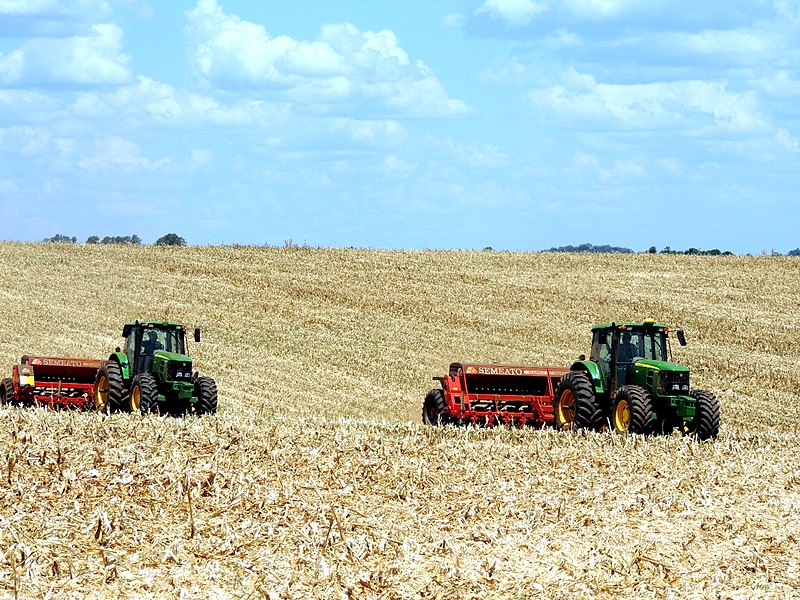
(1, 242, 799, 598)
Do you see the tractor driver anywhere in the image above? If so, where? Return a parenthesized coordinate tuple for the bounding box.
(142, 330, 163, 355)
(618, 331, 638, 363)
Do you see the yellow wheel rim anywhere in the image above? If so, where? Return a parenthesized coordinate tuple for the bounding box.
(131, 385, 141, 412)
(95, 374, 108, 412)
(558, 389, 576, 427)
(614, 399, 630, 432)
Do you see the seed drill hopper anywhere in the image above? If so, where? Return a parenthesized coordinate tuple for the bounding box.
(423, 362, 569, 427)
(1, 355, 104, 409)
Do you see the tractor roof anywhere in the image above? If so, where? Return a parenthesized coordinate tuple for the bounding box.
(122, 321, 188, 337)
(591, 319, 667, 331)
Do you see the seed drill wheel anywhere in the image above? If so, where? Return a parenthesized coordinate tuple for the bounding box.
(0, 378, 14, 406)
(194, 376, 218, 415)
(553, 371, 602, 431)
(422, 388, 448, 426)
(131, 373, 159, 414)
(611, 386, 654, 434)
(94, 362, 125, 414)
(683, 390, 720, 440)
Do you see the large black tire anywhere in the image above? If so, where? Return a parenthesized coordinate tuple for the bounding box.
(685, 390, 720, 440)
(611, 386, 654, 435)
(194, 376, 218, 415)
(422, 388, 448, 426)
(94, 362, 125, 414)
(0, 378, 14, 406)
(130, 373, 159, 415)
(553, 371, 603, 431)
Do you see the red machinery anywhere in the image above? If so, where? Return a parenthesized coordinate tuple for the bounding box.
(1, 355, 104, 410)
(423, 362, 570, 427)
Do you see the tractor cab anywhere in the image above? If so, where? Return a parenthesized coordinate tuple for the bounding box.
(590, 319, 675, 394)
(120, 321, 198, 376)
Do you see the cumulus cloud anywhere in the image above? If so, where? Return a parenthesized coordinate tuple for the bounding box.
(475, 0, 550, 26)
(529, 68, 767, 134)
(0, 23, 131, 86)
(78, 136, 169, 172)
(185, 0, 470, 118)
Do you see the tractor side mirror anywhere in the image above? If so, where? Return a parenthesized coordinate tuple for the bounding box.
(194, 328, 201, 343)
(676, 329, 687, 346)
(578, 354, 586, 361)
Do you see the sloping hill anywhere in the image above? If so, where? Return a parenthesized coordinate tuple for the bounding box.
(1, 243, 798, 598)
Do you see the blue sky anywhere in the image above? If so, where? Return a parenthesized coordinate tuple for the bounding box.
(1, 0, 798, 252)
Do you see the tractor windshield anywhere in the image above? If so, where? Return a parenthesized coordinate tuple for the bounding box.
(141, 327, 186, 356)
(618, 329, 667, 362)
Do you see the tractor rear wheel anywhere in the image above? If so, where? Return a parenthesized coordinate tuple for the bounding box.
(194, 376, 218, 415)
(684, 390, 720, 440)
(611, 386, 654, 434)
(554, 371, 602, 431)
(0, 378, 14, 406)
(94, 362, 125, 414)
(130, 373, 159, 415)
(422, 388, 448, 426)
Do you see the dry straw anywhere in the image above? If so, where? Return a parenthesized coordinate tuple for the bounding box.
(0, 242, 799, 598)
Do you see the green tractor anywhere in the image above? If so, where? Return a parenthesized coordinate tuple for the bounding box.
(553, 319, 719, 439)
(94, 320, 218, 416)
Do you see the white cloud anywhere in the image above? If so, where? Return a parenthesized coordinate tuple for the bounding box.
(529, 68, 767, 134)
(188, 148, 213, 169)
(0, 0, 111, 18)
(442, 13, 467, 28)
(776, 128, 800, 153)
(78, 137, 169, 172)
(475, 0, 550, 26)
(185, 0, 470, 118)
(0, 23, 131, 86)
(559, 0, 632, 19)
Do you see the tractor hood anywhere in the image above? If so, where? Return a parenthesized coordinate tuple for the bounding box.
(153, 351, 192, 363)
(633, 358, 689, 373)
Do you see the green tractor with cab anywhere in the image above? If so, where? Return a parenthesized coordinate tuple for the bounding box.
(94, 320, 218, 416)
(553, 319, 719, 439)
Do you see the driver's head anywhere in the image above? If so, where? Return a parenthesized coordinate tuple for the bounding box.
(146, 331, 157, 341)
(622, 332, 631, 343)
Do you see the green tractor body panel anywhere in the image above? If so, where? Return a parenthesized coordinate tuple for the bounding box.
(110, 350, 131, 380)
(629, 359, 695, 421)
(569, 359, 606, 395)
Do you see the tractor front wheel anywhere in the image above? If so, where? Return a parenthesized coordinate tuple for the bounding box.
(422, 388, 448, 426)
(684, 390, 720, 440)
(94, 362, 125, 414)
(194, 376, 218, 415)
(130, 373, 159, 415)
(0, 378, 14, 406)
(611, 386, 654, 434)
(553, 371, 602, 431)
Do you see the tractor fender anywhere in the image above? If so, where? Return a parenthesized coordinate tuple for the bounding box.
(108, 351, 131, 381)
(569, 360, 606, 396)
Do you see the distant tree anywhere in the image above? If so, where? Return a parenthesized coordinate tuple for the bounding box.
(482, 246, 493, 252)
(86, 236, 100, 244)
(43, 234, 76, 243)
(546, 243, 633, 254)
(789, 248, 800, 256)
(648, 246, 657, 254)
(155, 233, 186, 246)
(98, 235, 139, 244)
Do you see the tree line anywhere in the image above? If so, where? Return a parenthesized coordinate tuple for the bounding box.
(43, 233, 186, 246)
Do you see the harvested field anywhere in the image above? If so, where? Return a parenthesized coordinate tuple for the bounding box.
(1, 242, 799, 598)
